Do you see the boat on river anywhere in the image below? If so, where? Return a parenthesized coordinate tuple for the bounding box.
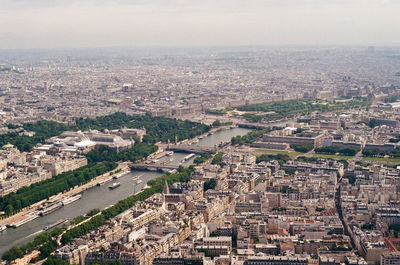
(43, 218, 68, 231)
(113, 171, 129, 179)
(7, 213, 39, 228)
(97, 177, 113, 186)
(39, 202, 63, 216)
(182, 153, 195, 162)
(62, 194, 82, 206)
(109, 182, 121, 190)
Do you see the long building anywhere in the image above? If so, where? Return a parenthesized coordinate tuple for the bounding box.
(244, 254, 310, 265)
(153, 256, 204, 265)
(262, 134, 326, 148)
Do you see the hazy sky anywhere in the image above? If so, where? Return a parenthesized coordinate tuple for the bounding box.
(0, 0, 399, 49)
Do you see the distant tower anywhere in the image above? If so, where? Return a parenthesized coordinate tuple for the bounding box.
(163, 180, 170, 195)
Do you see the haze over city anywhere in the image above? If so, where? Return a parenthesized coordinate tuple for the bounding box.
(1, 0, 400, 49)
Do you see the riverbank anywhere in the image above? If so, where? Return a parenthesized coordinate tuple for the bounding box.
(0, 162, 130, 227)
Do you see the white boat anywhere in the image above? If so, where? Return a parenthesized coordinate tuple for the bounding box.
(62, 194, 82, 206)
(113, 171, 129, 179)
(182, 153, 196, 162)
(136, 179, 143, 184)
(39, 202, 63, 216)
(7, 213, 39, 228)
(0, 225, 6, 232)
(109, 182, 121, 189)
(97, 177, 113, 186)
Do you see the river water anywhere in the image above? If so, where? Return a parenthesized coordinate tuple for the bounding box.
(0, 127, 251, 255)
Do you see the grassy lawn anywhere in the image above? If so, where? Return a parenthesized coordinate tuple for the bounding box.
(253, 149, 303, 156)
(362, 157, 400, 163)
(313, 154, 353, 160)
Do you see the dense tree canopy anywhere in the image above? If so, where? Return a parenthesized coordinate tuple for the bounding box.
(75, 112, 211, 144)
(193, 152, 214, 165)
(236, 98, 370, 122)
(205, 109, 227, 115)
(231, 127, 272, 145)
(1, 246, 23, 263)
(0, 162, 118, 215)
(291, 144, 314, 153)
(368, 118, 380, 128)
(211, 152, 225, 166)
(363, 148, 400, 158)
(1, 112, 211, 151)
(256, 154, 291, 165)
(384, 96, 399, 103)
(296, 156, 318, 163)
(204, 179, 217, 192)
(2, 229, 62, 263)
(0, 120, 69, 152)
(315, 146, 359, 156)
(85, 143, 158, 164)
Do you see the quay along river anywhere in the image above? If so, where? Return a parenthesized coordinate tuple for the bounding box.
(0, 127, 251, 256)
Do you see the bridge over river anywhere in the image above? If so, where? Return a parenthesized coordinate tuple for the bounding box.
(130, 163, 179, 172)
(159, 144, 215, 154)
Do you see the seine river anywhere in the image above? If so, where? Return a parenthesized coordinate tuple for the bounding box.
(0, 127, 251, 255)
